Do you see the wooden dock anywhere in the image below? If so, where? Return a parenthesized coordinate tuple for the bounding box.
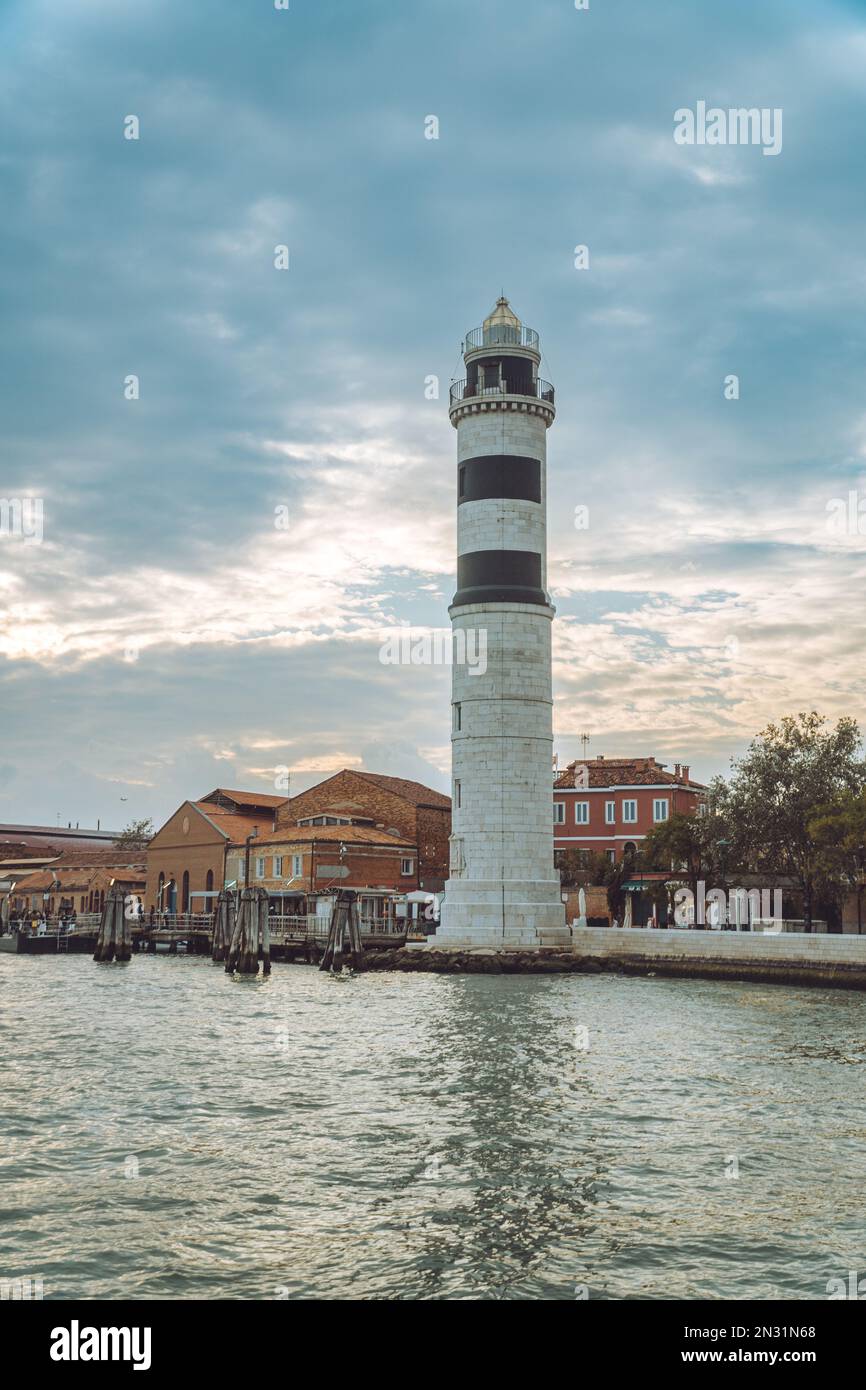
(0, 921, 410, 962)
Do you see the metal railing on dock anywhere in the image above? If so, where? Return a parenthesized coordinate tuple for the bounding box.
(2, 911, 409, 951)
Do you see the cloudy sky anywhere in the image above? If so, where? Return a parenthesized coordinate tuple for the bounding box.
(1, 0, 865, 831)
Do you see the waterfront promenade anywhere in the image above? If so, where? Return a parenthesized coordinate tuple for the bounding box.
(5, 918, 866, 989)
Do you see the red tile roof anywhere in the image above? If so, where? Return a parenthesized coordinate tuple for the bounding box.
(199, 788, 288, 809)
(351, 772, 451, 810)
(44, 849, 148, 869)
(0, 843, 147, 872)
(192, 805, 277, 842)
(9, 865, 146, 893)
(231, 825, 416, 849)
(554, 757, 705, 791)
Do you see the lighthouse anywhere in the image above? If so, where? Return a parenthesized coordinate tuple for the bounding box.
(436, 298, 569, 948)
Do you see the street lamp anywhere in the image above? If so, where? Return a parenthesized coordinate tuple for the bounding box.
(244, 827, 259, 889)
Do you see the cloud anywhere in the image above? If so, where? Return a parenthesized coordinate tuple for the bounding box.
(1, 0, 865, 823)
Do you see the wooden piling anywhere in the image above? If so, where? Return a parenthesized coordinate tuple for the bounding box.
(260, 893, 271, 976)
(93, 884, 132, 963)
(319, 890, 364, 973)
(212, 890, 234, 963)
(226, 887, 271, 976)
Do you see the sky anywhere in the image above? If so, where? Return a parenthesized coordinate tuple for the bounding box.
(1, 0, 865, 832)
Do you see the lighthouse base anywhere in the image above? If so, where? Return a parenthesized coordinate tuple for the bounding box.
(433, 879, 571, 950)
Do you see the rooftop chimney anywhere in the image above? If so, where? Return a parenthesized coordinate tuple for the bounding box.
(681, 765, 690, 782)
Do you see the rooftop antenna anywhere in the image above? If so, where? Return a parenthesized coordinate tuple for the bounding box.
(580, 732, 591, 760)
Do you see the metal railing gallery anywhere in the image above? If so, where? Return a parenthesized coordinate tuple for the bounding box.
(464, 324, 540, 351)
(450, 377, 555, 407)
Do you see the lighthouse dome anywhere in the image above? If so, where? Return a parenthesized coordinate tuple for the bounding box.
(483, 296, 521, 335)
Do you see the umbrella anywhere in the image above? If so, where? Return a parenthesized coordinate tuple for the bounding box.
(623, 893, 633, 930)
(576, 886, 588, 928)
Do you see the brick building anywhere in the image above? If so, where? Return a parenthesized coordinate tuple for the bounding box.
(277, 770, 451, 890)
(225, 824, 419, 901)
(8, 859, 146, 918)
(553, 756, 705, 863)
(0, 823, 123, 895)
(145, 787, 287, 914)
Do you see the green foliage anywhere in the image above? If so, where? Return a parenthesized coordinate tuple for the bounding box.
(725, 712, 865, 928)
(556, 712, 866, 930)
(113, 818, 154, 850)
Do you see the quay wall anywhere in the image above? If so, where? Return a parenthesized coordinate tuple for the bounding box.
(570, 925, 866, 964)
(368, 927, 866, 989)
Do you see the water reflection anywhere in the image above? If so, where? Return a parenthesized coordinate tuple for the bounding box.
(413, 978, 607, 1298)
(0, 957, 864, 1300)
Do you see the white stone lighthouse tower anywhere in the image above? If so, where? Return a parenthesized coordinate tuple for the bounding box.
(436, 298, 569, 948)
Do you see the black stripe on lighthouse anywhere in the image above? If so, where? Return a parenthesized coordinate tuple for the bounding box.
(457, 455, 541, 505)
(452, 549, 546, 607)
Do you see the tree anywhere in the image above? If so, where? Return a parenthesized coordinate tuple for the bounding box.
(113, 818, 154, 851)
(641, 781, 734, 926)
(556, 848, 611, 888)
(606, 844, 641, 922)
(808, 787, 866, 933)
(725, 712, 865, 931)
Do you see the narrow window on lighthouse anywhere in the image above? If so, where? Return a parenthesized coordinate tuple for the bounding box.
(454, 779, 462, 809)
(458, 466, 466, 498)
(453, 702, 462, 731)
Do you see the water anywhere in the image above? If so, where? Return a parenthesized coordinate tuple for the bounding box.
(1, 954, 864, 1300)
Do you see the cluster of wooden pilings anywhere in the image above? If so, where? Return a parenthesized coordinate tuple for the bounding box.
(93, 885, 132, 963)
(221, 887, 272, 976)
(90, 886, 369, 975)
(319, 890, 364, 974)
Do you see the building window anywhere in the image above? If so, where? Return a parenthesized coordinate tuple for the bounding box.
(274, 856, 283, 877)
(291, 854, 303, 878)
(605, 800, 616, 824)
(623, 800, 637, 824)
(205, 869, 214, 895)
(607, 849, 616, 863)
(623, 841, 637, 856)
(255, 856, 266, 879)
(181, 870, 189, 913)
(575, 802, 589, 825)
(401, 858, 414, 876)
(554, 801, 565, 824)
(458, 465, 466, 499)
(454, 779, 462, 809)
(653, 798, 669, 823)
(453, 702, 461, 732)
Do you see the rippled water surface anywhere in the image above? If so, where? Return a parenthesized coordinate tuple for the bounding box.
(1, 955, 864, 1300)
